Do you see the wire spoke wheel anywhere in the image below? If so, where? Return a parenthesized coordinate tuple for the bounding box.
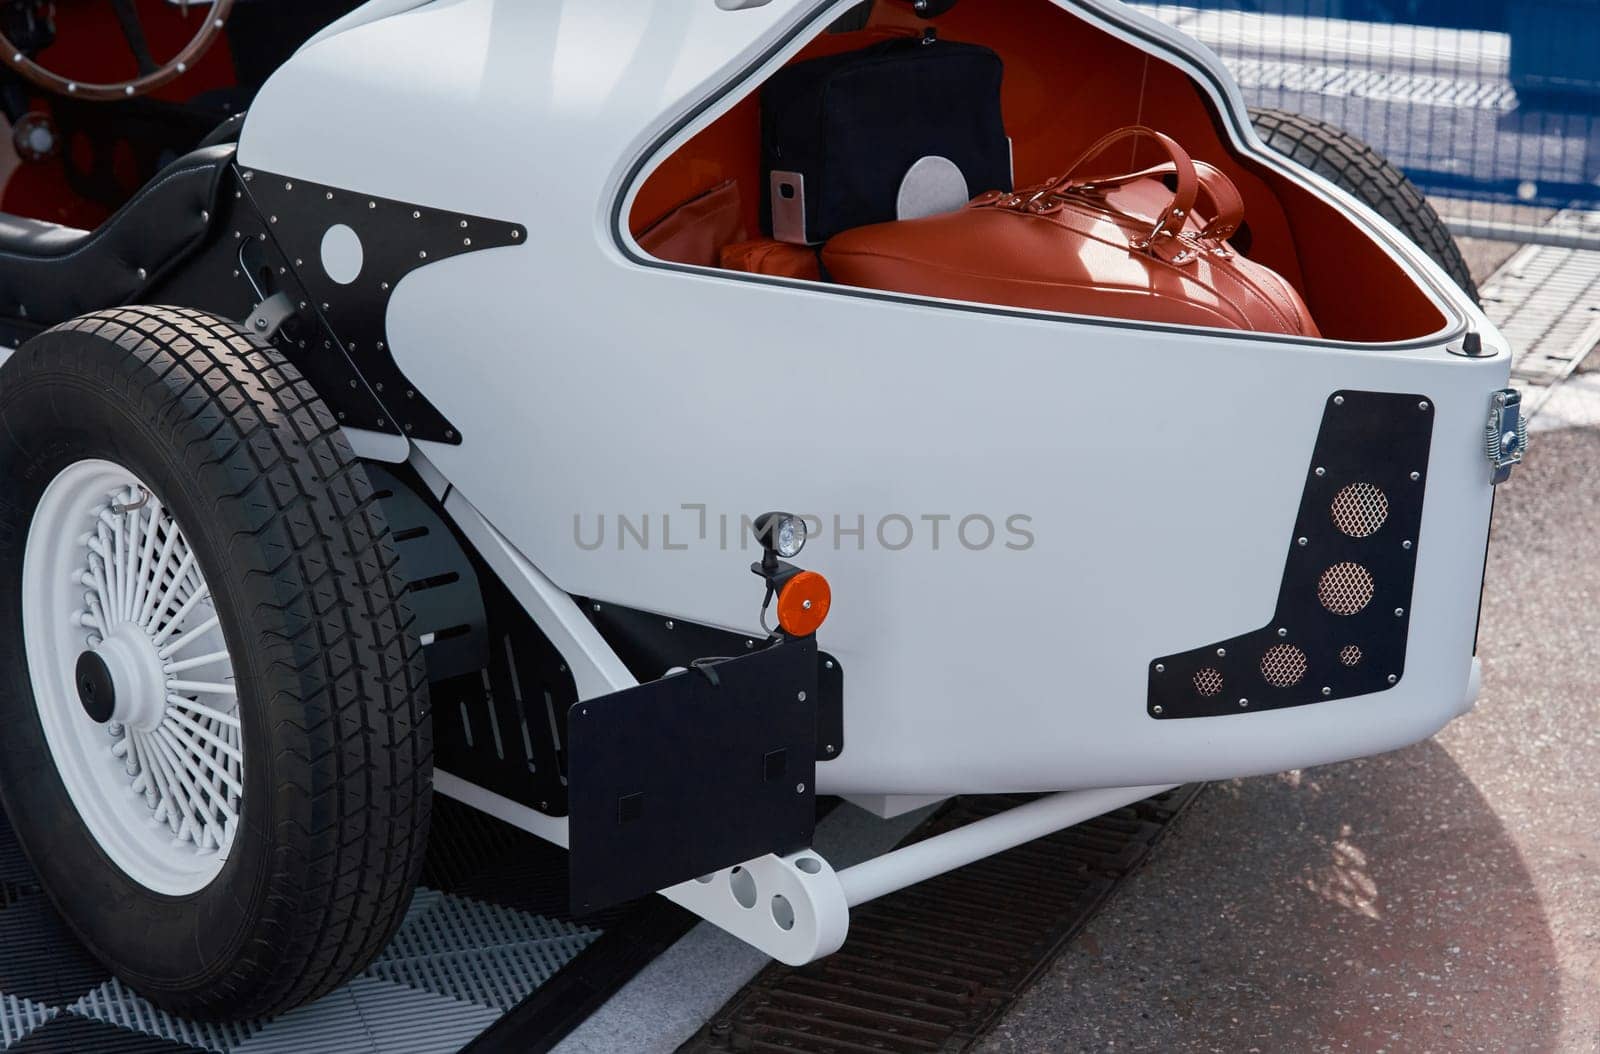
(0, 307, 431, 1019)
(24, 460, 241, 894)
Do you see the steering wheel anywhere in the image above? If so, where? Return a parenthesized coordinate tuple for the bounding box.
(0, 0, 236, 101)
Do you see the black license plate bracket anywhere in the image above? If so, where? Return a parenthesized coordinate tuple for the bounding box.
(567, 636, 818, 913)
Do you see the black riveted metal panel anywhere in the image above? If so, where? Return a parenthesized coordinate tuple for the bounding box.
(566, 635, 818, 913)
(578, 598, 845, 760)
(147, 166, 397, 433)
(239, 168, 526, 443)
(1148, 390, 1434, 719)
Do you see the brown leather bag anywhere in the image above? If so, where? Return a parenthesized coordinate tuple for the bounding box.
(822, 126, 1320, 337)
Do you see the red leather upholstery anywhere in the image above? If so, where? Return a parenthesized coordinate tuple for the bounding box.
(720, 239, 823, 281)
(636, 179, 746, 267)
(631, 0, 1448, 341)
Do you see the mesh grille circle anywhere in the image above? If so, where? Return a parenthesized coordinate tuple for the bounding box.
(1194, 668, 1223, 697)
(1318, 562, 1375, 615)
(1331, 482, 1390, 538)
(1340, 644, 1363, 667)
(1260, 644, 1308, 687)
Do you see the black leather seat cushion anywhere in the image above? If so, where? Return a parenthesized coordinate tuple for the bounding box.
(0, 144, 234, 326)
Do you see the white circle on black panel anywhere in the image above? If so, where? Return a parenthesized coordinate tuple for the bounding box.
(320, 223, 364, 285)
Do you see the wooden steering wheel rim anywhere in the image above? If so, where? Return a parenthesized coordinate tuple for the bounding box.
(0, 0, 237, 102)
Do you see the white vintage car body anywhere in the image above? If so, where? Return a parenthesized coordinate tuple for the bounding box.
(228, 0, 1508, 961)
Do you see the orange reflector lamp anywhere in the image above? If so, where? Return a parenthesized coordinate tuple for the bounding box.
(776, 570, 831, 637)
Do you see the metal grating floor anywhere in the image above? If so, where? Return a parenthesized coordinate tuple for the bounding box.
(680, 787, 1203, 1054)
(1228, 59, 1517, 113)
(0, 797, 608, 1054)
(1479, 215, 1600, 397)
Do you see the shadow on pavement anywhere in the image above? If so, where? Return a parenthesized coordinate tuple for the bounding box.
(980, 741, 1560, 1052)
(982, 430, 1600, 1054)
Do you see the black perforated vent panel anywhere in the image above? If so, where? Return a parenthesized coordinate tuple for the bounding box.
(1148, 390, 1433, 719)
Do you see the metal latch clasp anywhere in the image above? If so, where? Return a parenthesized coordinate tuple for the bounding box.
(1486, 388, 1527, 485)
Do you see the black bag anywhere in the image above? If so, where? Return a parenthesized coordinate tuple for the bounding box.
(761, 34, 1011, 245)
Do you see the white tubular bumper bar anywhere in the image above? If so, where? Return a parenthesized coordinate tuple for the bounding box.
(440, 775, 1177, 966)
(662, 783, 1177, 966)
(834, 783, 1176, 907)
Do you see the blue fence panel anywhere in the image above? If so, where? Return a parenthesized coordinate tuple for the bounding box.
(1135, 1, 1600, 243)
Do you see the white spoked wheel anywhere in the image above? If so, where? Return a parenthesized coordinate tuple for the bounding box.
(0, 307, 430, 1018)
(23, 459, 241, 895)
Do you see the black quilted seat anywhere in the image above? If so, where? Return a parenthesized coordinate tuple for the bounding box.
(0, 144, 234, 326)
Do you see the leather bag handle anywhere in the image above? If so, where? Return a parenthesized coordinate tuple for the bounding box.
(1069, 160, 1246, 242)
(971, 126, 1247, 251)
(1051, 126, 1198, 247)
(1190, 162, 1246, 240)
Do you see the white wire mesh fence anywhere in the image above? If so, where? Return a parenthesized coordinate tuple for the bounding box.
(1134, 1, 1600, 248)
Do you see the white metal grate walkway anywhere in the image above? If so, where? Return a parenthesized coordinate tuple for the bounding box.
(1477, 213, 1600, 419)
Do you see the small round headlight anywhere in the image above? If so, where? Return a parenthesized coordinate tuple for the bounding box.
(774, 515, 806, 558)
(754, 511, 807, 560)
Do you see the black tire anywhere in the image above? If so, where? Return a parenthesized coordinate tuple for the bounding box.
(1249, 107, 1478, 302)
(0, 306, 432, 1018)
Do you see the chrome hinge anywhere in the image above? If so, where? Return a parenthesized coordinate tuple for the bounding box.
(1486, 388, 1528, 485)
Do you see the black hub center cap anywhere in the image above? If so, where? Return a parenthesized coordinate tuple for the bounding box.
(75, 651, 116, 724)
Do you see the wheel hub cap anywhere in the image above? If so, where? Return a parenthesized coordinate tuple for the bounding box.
(80, 625, 170, 730)
(22, 460, 243, 894)
(74, 650, 115, 724)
